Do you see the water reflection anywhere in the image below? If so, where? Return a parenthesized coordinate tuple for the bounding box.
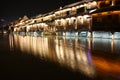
(92, 38, 120, 54)
(9, 33, 14, 51)
(92, 56, 120, 78)
(114, 40, 120, 53)
(91, 38, 120, 78)
(11, 34, 120, 79)
(13, 34, 95, 77)
(92, 39, 112, 53)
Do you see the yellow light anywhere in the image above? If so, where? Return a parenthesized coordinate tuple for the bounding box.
(71, 17, 76, 20)
(66, 18, 70, 21)
(83, 15, 90, 19)
(77, 16, 82, 19)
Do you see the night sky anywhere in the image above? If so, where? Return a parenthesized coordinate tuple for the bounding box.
(0, 0, 81, 25)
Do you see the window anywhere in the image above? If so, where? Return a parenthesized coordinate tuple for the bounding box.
(100, 1, 112, 8)
(73, 19, 76, 23)
(66, 11, 70, 16)
(77, 7, 85, 14)
(34, 20, 37, 23)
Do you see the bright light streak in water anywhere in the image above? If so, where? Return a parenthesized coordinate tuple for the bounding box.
(12, 34, 120, 78)
(13, 34, 95, 77)
(9, 33, 14, 51)
(92, 56, 120, 77)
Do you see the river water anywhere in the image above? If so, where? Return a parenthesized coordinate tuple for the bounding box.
(0, 33, 120, 80)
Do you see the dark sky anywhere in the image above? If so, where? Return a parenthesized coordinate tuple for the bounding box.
(0, 0, 81, 24)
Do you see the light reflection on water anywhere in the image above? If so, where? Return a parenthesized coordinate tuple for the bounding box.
(10, 34, 120, 79)
(92, 38, 120, 53)
(13, 34, 95, 77)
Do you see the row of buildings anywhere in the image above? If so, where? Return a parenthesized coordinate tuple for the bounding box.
(10, 0, 120, 38)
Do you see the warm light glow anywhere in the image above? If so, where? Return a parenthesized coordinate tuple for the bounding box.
(13, 34, 95, 77)
(77, 16, 82, 19)
(111, 34, 114, 40)
(77, 16, 83, 24)
(71, 17, 76, 20)
(92, 10, 120, 17)
(66, 18, 70, 21)
(87, 1, 97, 9)
(83, 15, 90, 19)
(9, 34, 14, 51)
(89, 9, 97, 13)
(92, 56, 120, 76)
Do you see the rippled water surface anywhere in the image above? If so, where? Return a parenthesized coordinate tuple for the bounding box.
(0, 33, 120, 80)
